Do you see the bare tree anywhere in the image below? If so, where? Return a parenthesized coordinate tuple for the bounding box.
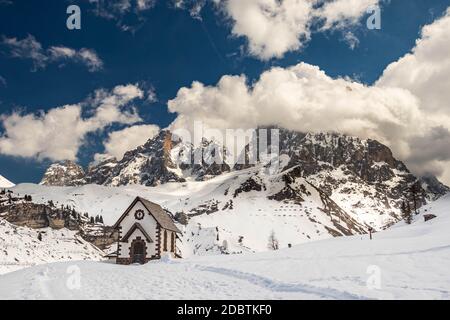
(267, 230, 279, 250)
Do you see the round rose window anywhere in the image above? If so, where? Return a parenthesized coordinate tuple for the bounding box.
(135, 209, 145, 220)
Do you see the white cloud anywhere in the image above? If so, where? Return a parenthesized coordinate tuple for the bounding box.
(316, 0, 379, 30)
(1, 35, 104, 72)
(376, 8, 450, 181)
(146, 86, 158, 103)
(216, 0, 380, 60)
(168, 62, 421, 159)
(0, 75, 6, 87)
(1, 35, 48, 71)
(377, 8, 450, 117)
(342, 31, 360, 50)
(89, 0, 156, 32)
(0, 84, 144, 161)
(96, 124, 160, 161)
(168, 7, 450, 184)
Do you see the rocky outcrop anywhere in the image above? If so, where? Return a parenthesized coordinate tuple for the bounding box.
(420, 174, 450, 201)
(0, 194, 116, 250)
(84, 157, 118, 185)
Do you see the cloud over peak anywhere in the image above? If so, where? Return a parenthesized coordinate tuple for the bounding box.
(168, 7, 450, 184)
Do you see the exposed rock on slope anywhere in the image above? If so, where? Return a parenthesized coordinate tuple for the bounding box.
(420, 174, 450, 201)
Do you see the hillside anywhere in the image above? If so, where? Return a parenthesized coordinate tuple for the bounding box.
(0, 190, 115, 274)
(0, 175, 14, 188)
(0, 193, 448, 299)
(33, 129, 450, 254)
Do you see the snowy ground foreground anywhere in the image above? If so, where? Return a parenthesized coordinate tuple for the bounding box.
(0, 195, 449, 300)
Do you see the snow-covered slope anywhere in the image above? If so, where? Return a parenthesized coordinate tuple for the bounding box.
(14, 165, 367, 257)
(0, 194, 449, 299)
(0, 219, 104, 275)
(0, 175, 14, 188)
(38, 129, 447, 234)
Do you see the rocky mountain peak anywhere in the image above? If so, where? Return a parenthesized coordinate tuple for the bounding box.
(40, 160, 86, 186)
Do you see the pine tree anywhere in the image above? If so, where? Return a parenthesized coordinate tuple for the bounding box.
(403, 200, 412, 224)
(409, 182, 423, 215)
(90, 216, 95, 224)
(99, 215, 104, 224)
(37, 232, 42, 241)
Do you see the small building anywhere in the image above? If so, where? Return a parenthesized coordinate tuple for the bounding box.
(111, 196, 181, 264)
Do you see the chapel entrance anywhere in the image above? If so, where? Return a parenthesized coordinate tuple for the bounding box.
(131, 239, 146, 264)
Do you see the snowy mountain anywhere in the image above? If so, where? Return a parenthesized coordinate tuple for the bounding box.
(40, 161, 86, 186)
(0, 174, 15, 188)
(1, 193, 449, 299)
(38, 129, 447, 231)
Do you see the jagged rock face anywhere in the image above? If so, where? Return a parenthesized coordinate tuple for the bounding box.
(85, 157, 118, 185)
(100, 131, 231, 186)
(274, 130, 418, 199)
(420, 174, 450, 200)
(40, 161, 86, 186)
(0, 201, 83, 231)
(103, 131, 187, 186)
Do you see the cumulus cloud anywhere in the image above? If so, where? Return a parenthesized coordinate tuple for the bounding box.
(168, 62, 421, 157)
(316, 0, 379, 30)
(0, 84, 144, 161)
(377, 8, 450, 118)
(95, 124, 160, 161)
(1, 35, 103, 72)
(216, 0, 380, 60)
(377, 8, 450, 180)
(168, 7, 450, 184)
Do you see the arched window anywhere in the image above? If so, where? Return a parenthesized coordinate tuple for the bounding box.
(171, 232, 175, 252)
(163, 230, 167, 251)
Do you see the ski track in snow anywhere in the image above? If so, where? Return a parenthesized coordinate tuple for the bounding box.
(195, 265, 366, 300)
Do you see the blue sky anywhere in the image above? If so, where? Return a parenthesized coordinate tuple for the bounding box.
(1, 0, 450, 184)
